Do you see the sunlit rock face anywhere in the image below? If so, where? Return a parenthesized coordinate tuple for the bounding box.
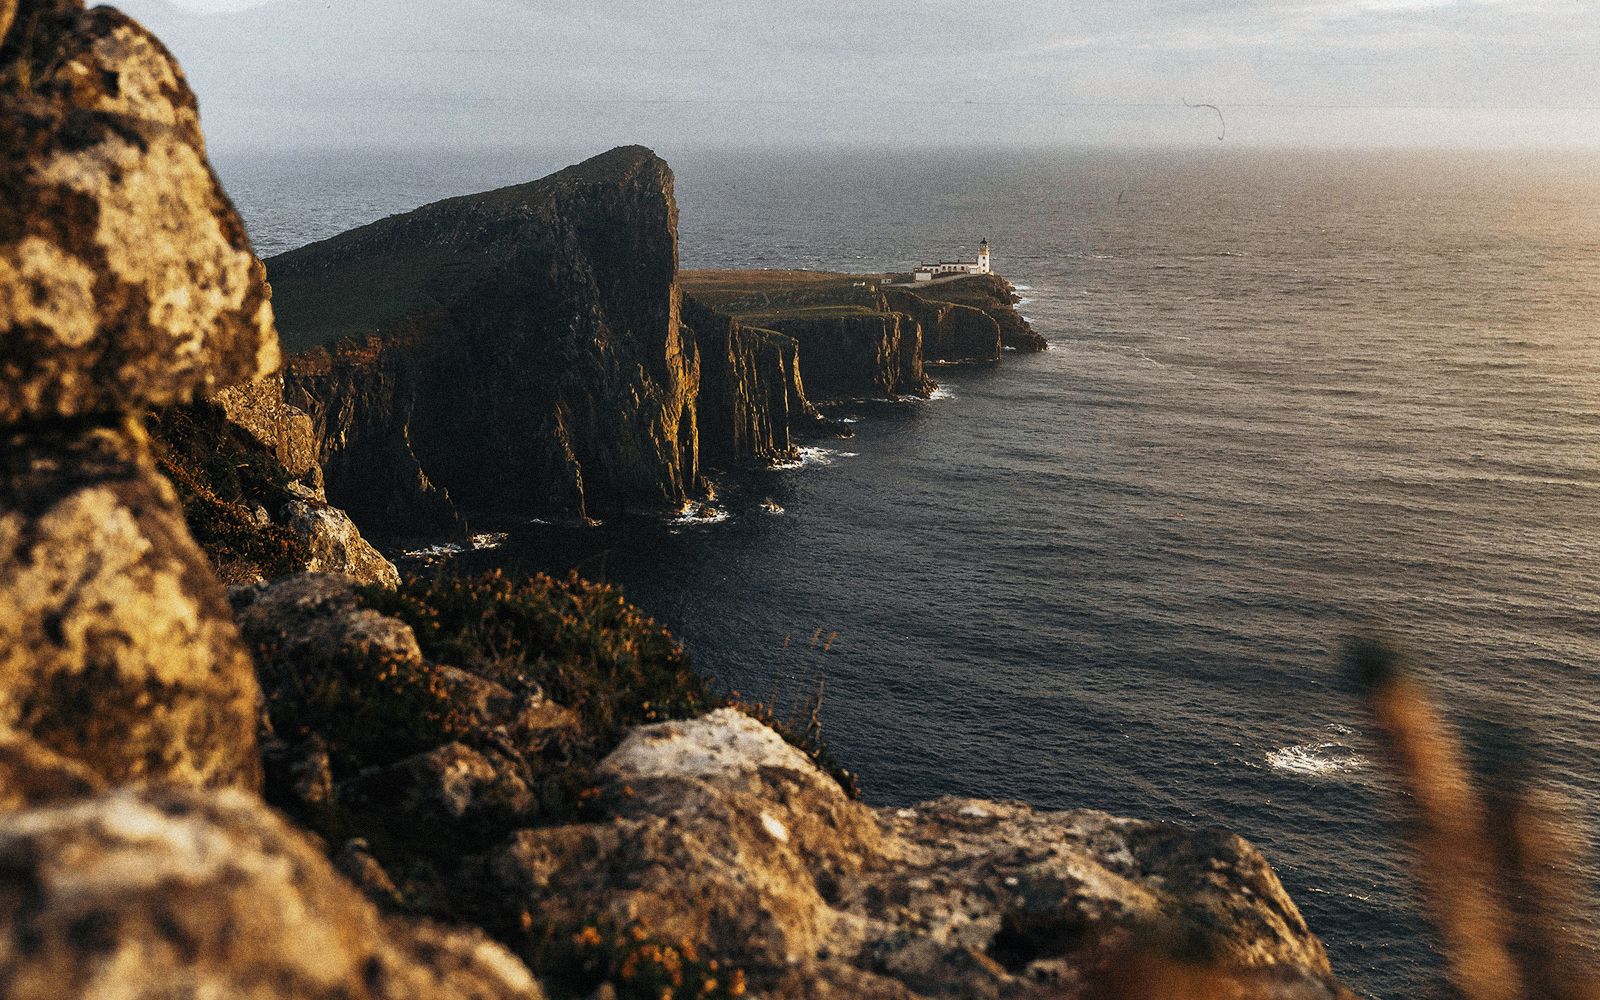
(484, 709, 1353, 1000)
(0, 1, 274, 791)
(0, 785, 546, 1000)
(0, 423, 265, 789)
(0, 2, 277, 423)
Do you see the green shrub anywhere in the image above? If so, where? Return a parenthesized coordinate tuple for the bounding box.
(146, 404, 312, 582)
(254, 638, 474, 770)
(358, 570, 712, 751)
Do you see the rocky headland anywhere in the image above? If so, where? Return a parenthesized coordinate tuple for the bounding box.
(0, 2, 1352, 998)
(262, 156, 1042, 533)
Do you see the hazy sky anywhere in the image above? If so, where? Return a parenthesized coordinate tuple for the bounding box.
(116, 0, 1600, 150)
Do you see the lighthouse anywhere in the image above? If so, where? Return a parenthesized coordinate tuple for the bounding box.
(911, 239, 994, 281)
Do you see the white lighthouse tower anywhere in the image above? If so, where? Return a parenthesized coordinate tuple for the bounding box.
(977, 239, 991, 274)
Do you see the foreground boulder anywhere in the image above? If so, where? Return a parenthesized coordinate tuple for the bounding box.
(0, 0, 273, 789)
(0, 784, 544, 1000)
(487, 709, 1351, 1000)
(0, 422, 263, 790)
(0, 1, 277, 424)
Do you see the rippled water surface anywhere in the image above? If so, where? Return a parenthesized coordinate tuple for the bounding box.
(221, 146, 1600, 998)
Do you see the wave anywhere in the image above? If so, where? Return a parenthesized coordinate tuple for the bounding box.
(773, 446, 856, 470)
(1266, 742, 1368, 778)
(402, 531, 508, 561)
(670, 502, 731, 526)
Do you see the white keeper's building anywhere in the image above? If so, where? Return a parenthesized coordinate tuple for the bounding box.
(913, 239, 991, 281)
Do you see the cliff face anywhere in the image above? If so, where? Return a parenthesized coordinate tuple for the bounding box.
(285, 335, 463, 538)
(880, 287, 1003, 363)
(758, 310, 934, 401)
(919, 273, 1048, 352)
(683, 294, 836, 468)
(271, 147, 701, 525)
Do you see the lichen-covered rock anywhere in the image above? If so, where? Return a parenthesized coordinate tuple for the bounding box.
(0, 785, 544, 1000)
(215, 373, 323, 483)
(235, 572, 579, 839)
(232, 570, 422, 670)
(0, 1, 277, 423)
(283, 497, 401, 586)
(0, 726, 106, 810)
(486, 709, 1350, 1000)
(0, 422, 263, 790)
(434, 663, 578, 746)
(342, 741, 537, 831)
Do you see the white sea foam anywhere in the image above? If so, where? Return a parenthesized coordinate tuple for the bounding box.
(670, 502, 731, 526)
(791, 446, 850, 467)
(928, 385, 956, 401)
(1266, 742, 1368, 777)
(403, 531, 508, 561)
(759, 500, 785, 515)
(1016, 296, 1034, 306)
(403, 541, 466, 560)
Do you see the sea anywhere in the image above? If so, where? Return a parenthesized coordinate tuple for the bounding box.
(216, 144, 1600, 999)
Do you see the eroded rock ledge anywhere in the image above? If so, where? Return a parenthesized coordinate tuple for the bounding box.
(486, 709, 1350, 1000)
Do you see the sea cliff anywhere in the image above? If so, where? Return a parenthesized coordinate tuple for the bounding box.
(269, 147, 700, 526)
(267, 176, 1043, 530)
(0, 4, 1351, 998)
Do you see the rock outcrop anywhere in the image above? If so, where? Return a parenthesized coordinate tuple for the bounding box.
(215, 372, 323, 486)
(485, 709, 1351, 999)
(0, 1, 277, 424)
(684, 294, 835, 468)
(281, 496, 402, 586)
(148, 398, 400, 586)
(914, 274, 1046, 353)
(881, 286, 1003, 363)
(0, 422, 265, 789)
(0, 0, 267, 791)
(757, 310, 933, 402)
(271, 147, 701, 526)
(0, 784, 545, 1000)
